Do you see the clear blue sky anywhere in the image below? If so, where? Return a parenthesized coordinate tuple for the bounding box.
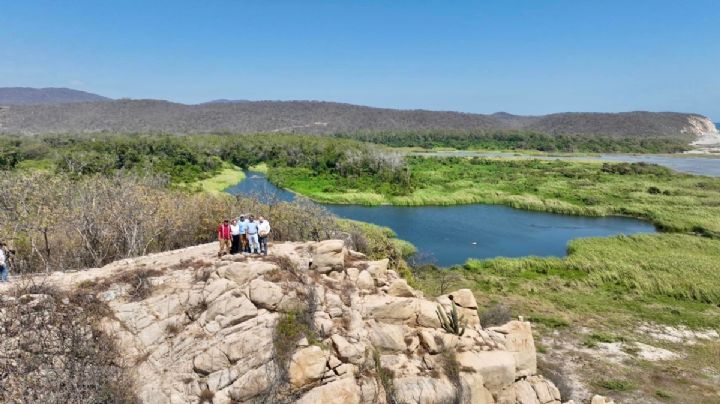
(1, 0, 719, 118)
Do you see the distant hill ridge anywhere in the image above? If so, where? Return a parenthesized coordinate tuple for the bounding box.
(0, 87, 110, 105)
(0, 87, 713, 138)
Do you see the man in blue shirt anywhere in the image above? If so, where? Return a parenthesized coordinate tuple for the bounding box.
(246, 215, 260, 254)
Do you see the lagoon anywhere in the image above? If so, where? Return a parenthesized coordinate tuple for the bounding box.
(225, 172, 656, 266)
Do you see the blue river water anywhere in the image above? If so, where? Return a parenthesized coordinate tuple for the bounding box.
(225, 172, 656, 266)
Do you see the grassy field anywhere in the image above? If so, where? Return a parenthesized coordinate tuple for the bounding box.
(269, 157, 720, 236)
(185, 164, 245, 193)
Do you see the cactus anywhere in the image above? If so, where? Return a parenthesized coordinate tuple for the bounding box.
(436, 295, 466, 336)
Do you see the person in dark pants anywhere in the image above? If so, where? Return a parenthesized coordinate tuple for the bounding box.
(257, 216, 271, 255)
(230, 219, 241, 254)
(0, 242, 9, 283)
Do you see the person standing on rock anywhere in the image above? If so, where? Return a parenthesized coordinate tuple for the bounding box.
(257, 216, 271, 256)
(0, 242, 8, 283)
(217, 219, 232, 257)
(246, 215, 260, 254)
(230, 219, 241, 254)
(239, 215, 249, 253)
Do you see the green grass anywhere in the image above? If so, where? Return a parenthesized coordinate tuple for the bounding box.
(464, 233, 720, 305)
(186, 164, 245, 193)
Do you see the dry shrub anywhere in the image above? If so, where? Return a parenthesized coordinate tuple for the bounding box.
(0, 284, 138, 403)
(479, 303, 512, 327)
(115, 268, 164, 301)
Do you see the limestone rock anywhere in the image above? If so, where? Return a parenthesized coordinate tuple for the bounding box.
(364, 295, 418, 325)
(223, 261, 277, 285)
(311, 240, 346, 273)
(387, 278, 415, 297)
(369, 322, 408, 352)
(289, 346, 329, 388)
(365, 259, 389, 285)
(393, 376, 457, 404)
(331, 334, 365, 365)
(457, 351, 516, 391)
(590, 395, 615, 404)
(491, 321, 537, 377)
(193, 346, 229, 375)
(515, 380, 541, 404)
(296, 377, 361, 404)
(249, 278, 284, 310)
(357, 270, 375, 291)
(205, 291, 257, 328)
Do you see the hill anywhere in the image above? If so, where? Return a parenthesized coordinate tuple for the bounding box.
(0, 88, 714, 140)
(0, 87, 110, 105)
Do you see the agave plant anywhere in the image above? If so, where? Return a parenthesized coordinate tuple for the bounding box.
(436, 295, 466, 336)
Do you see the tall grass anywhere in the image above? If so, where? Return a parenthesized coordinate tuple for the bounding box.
(464, 234, 720, 305)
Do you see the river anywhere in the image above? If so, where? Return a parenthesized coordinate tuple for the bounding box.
(224, 172, 656, 266)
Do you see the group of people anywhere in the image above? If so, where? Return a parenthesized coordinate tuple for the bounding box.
(218, 215, 271, 257)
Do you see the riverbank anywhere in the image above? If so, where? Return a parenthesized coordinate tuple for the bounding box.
(184, 163, 245, 193)
(269, 157, 720, 236)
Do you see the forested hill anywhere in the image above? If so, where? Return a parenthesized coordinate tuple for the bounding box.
(0, 87, 110, 105)
(0, 90, 711, 139)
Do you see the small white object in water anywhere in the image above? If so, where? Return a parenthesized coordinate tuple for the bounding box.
(471, 242, 477, 245)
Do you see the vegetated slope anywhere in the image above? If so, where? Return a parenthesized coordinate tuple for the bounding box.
(0, 96, 709, 139)
(0, 87, 110, 105)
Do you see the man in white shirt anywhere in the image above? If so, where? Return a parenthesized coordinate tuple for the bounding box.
(230, 219, 241, 254)
(257, 217, 271, 256)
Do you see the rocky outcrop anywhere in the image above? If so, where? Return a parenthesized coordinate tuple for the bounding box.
(1, 241, 571, 404)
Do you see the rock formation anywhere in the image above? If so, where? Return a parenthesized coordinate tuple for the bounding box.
(1, 241, 570, 404)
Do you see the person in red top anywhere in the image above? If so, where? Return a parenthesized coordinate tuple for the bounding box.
(217, 219, 232, 257)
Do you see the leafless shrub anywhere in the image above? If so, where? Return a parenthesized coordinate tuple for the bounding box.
(0, 285, 138, 403)
(479, 303, 512, 327)
(114, 268, 163, 301)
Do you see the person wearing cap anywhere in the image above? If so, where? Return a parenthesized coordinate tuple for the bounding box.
(257, 216, 271, 256)
(246, 215, 260, 254)
(217, 219, 232, 257)
(0, 242, 8, 283)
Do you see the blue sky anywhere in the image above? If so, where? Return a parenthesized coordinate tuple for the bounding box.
(1, 0, 719, 118)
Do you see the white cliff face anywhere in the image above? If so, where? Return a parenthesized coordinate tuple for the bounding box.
(686, 116, 720, 150)
(2, 241, 567, 404)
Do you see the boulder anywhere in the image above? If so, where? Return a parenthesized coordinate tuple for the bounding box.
(296, 377, 361, 404)
(369, 322, 409, 352)
(356, 270, 375, 291)
(491, 321, 537, 377)
(248, 278, 284, 310)
(461, 373, 495, 404)
(228, 363, 274, 401)
(365, 259, 389, 285)
(393, 376, 457, 404)
(223, 261, 277, 285)
(193, 346, 229, 375)
(363, 295, 418, 325)
(205, 292, 257, 328)
(311, 240, 346, 273)
(514, 380, 541, 404)
(289, 346, 329, 388)
(456, 351, 516, 391)
(331, 334, 365, 365)
(387, 279, 415, 297)
(590, 395, 615, 404)
(416, 300, 442, 328)
(207, 367, 239, 391)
